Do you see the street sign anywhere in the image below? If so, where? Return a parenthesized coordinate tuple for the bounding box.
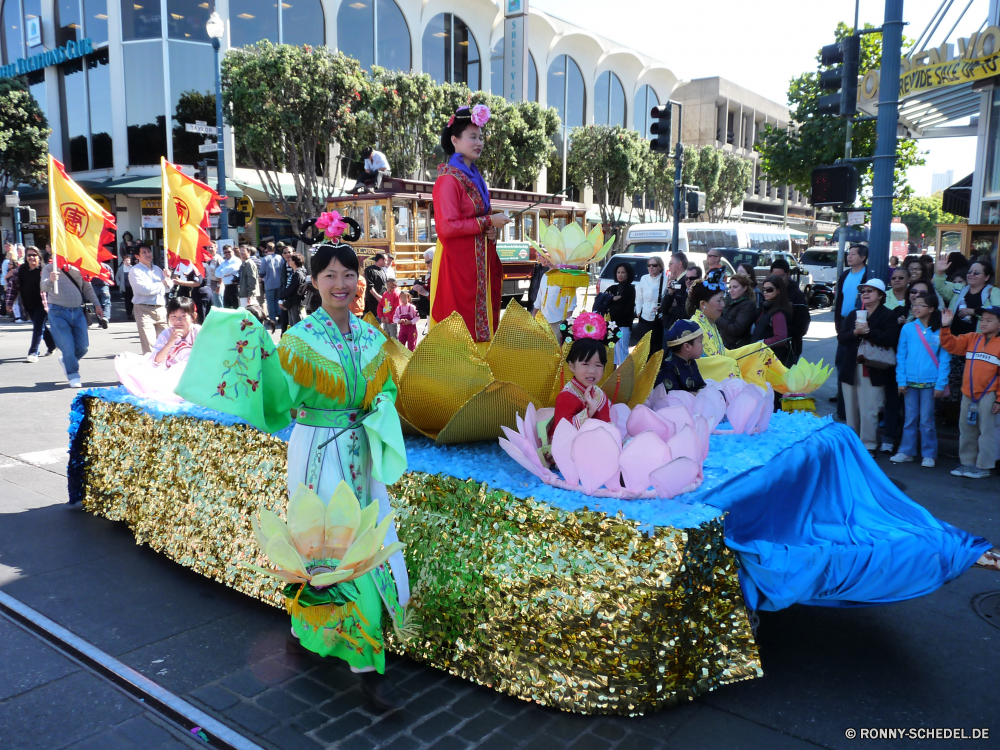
(5, 191, 19, 207)
(199, 142, 220, 153)
(847, 211, 865, 226)
(185, 122, 216, 135)
(236, 195, 255, 223)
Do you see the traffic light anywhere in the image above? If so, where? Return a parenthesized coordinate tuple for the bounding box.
(20, 206, 36, 223)
(817, 34, 860, 117)
(228, 210, 246, 228)
(649, 104, 672, 153)
(810, 164, 858, 208)
(685, 189, 706, 218)
(195, 160, 209, 183)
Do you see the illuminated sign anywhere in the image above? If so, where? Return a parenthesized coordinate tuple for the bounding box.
(0, 37, 93, 79)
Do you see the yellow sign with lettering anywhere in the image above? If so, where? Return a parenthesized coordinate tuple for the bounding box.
(236, 195, 254, 223)
(91, 194, 113, 214)
(900, 48, 1000, 97)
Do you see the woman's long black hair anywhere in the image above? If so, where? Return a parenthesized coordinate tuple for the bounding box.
(440, 107, 478, 155)
(762, 275, 793, 316)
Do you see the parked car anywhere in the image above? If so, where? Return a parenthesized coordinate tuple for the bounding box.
(798, 247, 840, 308)
(601, 249, 735, 289)
(718, 248, 815, 301)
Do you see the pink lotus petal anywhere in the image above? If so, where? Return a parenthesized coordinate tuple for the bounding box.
(665, 390, 696, 410)
(644, 383, 669, 410)
(693, 415, 711, 462)
(579, 418, 623, 452)
(499, 439, 551, 480)
(694, 387, 727, 430)
(523, 402, 541, 450)
(726, 390, 760, 433)
(501, 426, 543, 470)
(655, 405, 695, 433)
(756, 385, 775, 433)
(571, 429, 622, 494)
(720, 378, 747, 404)
(626, 404, 674, 443)
(610, 403, 631, 440)
(650, 456, 701, 498)
(551, 420, 581, 487)
(619, 431, 670, 493)
(667, 425, 700, 463)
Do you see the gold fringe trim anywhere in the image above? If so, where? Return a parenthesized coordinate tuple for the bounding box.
(361, 346, 390, 411)
(278, 334, 348, 403)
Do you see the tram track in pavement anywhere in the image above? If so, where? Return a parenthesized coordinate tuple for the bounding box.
(0, 589, 263, 750)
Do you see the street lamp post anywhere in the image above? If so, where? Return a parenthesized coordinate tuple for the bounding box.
(206, 11, 228, 241)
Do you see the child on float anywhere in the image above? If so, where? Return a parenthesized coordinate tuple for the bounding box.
(548, 336, 611, 440)
(656, 320, 707, 393)
(115, 296, 200, 403)
(940, 304, 1000, 478)
(891, 291, 950, 468)
(393, 289, 420, 351)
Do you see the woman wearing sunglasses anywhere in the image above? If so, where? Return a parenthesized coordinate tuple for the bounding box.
(751, 276, 793, 366)
(633, 257, 666, 355)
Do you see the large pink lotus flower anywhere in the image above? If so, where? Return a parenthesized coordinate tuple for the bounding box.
(646, 379, 773, 435)
(498, 402, 710, 500)
(470, 104, 491, 127)
(316, 211, 348, 239)
(571, 312, 607, 341)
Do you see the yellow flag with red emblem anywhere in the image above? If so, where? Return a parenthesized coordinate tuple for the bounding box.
(48, 155, 115, 281)
(161, 157, 220, 275)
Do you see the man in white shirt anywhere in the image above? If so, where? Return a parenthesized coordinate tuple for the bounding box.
(215, 245, 243, 309)
(356, 146, 390, 193)
(128, 243, 173, 354)
(204, 244, 223, 308)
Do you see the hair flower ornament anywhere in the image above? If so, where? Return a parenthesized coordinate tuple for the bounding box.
(572, 312, 608, 341)
(315, 211, 348, 239)
(470, 104, 491, 127)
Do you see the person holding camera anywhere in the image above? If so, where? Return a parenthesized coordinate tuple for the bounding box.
(633, 256, 667, 355)
(661, 252, 690, 330)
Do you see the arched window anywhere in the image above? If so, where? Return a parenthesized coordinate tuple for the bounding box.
(422, 13, 479, 88)
(594, 71, 625, 127)
(547, 54, 584, 132)
(633, 84, 658, 139)
(489, 38, 537, 101)
(230, 0, 323, 48)
(337, 0, 410, 72)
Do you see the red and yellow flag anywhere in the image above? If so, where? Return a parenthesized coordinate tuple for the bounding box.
(48, 155, 115, 281)
(161, 157, 220, 275)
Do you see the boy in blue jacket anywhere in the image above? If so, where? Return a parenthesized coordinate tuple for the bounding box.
(891, 291, 951, 467)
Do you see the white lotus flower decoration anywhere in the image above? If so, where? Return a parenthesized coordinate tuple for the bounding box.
(527, 221, 615, 268)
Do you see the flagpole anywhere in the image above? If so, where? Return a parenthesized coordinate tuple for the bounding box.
(48, 156, 59, 295)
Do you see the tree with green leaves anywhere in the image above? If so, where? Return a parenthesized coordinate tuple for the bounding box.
(756, 21, 924, 205)
(897, 192, 965, 245)
(0, 77, 50, 198)
(709, 153, 754, 221)
(172, 90, 216, 167)
(222, 42, 368, 237)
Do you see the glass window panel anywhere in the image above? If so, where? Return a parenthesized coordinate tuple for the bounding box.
(27, 68, 45, 116)
(169, 40, 214, 165)
(547, 55, 566, 123)
(24, 0, 42, 52)
(121, 0, 161, 40)
(124, 40, 167, 165)
(337, 0, 372, 70)
(282, 0, 324, 47)
(490, 38, 500, 95)
(84, 0, 108, 44)
(610, 73, 625, 127)
(566, 56, 584, 128)
(230, 0, 277, 47)
(342, 204, 365, 237)
(167, 0, 210, 41)
(421, 12, 445, 84)
(61, 56, 89, 171)
(392, 205, 411, 242)
(594, 71, 609, 126)
(57, 0, 81, 46)
(369, 204, 386, 238)
(2, 0, 23, 65)
(453, 15, 477, 88)
(375, 0, 408, 71)
(89, 49, 113, 168)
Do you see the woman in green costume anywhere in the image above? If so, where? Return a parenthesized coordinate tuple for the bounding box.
(178, 242, 408, 710)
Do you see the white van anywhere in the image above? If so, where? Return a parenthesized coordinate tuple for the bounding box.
(625, 222, 799, 256)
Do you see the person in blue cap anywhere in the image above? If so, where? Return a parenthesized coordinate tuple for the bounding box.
(656, 320, 707, 392)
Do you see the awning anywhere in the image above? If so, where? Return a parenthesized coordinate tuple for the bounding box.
(16, 174, 244, 200)
(942, 172, 973, 219)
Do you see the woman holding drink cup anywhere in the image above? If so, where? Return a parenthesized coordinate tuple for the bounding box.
(837, 279, 901, 453)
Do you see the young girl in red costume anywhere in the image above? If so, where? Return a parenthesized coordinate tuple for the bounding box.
(547, 312, 618, 440)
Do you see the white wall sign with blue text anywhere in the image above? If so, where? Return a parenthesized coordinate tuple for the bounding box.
(502, 0, 529, 103)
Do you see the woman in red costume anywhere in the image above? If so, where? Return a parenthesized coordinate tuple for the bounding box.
(430, 105, 512, 344)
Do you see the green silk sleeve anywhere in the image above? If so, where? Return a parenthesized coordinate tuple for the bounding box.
(363, 372, 407, 485)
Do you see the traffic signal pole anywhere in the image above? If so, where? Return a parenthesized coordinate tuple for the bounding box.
(836, 1, 860, 281)
(868, 0, 904, 283)
(671, 102, 683, 258)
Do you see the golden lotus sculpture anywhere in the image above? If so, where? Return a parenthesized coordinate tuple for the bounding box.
(527, 222, 615, 268)
(365, 302, 662, 444)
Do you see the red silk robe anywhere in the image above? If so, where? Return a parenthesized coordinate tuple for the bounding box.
(547, 378, 611, 440)
(430, 164, 502, 343)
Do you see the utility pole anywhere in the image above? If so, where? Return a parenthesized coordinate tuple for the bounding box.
(671, 103, 684, 256)
(868, 0, 904, 284)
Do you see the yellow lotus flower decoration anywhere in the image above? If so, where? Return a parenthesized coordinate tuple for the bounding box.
(246, 481, 404, 587)
(527, 221, 615, 268)
(766, 358, 833, 395)
(366, 302, 662, 444)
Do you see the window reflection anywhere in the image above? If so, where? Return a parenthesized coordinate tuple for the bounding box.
(337, 0, 372, 69)
(57, 0, 81, 46)
(124, 41, 167, 165)
(369, 205, 386, 239)
(167, 0, 210, 42)
(2, 0, 23, 65)
(24, 0, 42, 51)
(62, 56, 89, 171)
(27, 68, 45, 116)
(89, 49, 113, 168)
(169, 40, 215, 165)
(633, 85, 657, 139)
(422, 13, 478, 88)
(375, 0, 408, 71)
(595, 71, 625, 127)
(490, 39, 537, 101)
(282, 0, 324, 48)
(547, 54, 584, 129)
(230, 0, 277, 47)
(121, 0, 161, 40)
(84, 0, 107, 44)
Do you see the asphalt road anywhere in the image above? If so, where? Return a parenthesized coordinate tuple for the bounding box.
(0, 300, 998, 750)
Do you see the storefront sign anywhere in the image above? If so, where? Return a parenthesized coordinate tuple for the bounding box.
(503, 0, 529, 103)
(141, 199, 163, 229)
(497, 241, 530, 262)
(0, 37, 94, 79)
(236, 195, 255, 223)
